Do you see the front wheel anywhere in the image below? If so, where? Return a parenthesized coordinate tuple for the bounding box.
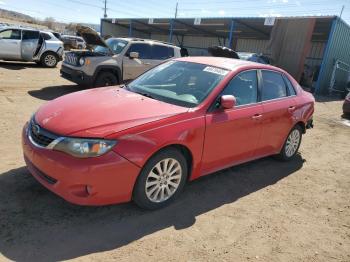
(277, 125, 302, 161)
(133, 148, 188, 210)
(40, 52, 58, 68)
(94, 72, 118, 87)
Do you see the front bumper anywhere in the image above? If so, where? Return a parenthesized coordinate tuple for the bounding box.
(60, 64, 94, 86)
(22, 123, 140, 206)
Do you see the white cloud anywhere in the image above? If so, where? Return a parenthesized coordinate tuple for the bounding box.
(267, 0, 289, 3)
(0, 1, 6, 5)
(258, 9, 283, 17)
(218, 10, 225, 16)
(200, 9, 211, 14)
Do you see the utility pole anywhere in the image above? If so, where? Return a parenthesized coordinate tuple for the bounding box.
(339, 5, 345, 19)
(174, 2, 178, 19)
(104, 0, 108, 18)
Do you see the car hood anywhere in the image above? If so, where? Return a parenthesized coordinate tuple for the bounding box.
(76, 25, 109, 49)
(35, 87, 189, 137)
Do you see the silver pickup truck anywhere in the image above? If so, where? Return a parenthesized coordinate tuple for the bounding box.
(0, 27, 64, 67)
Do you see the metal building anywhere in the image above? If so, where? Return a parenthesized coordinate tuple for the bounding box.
(100, 16, 350, 94)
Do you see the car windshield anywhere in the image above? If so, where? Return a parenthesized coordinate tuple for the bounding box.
(127, 61, 229, 107)
(94, 38, 128, 54)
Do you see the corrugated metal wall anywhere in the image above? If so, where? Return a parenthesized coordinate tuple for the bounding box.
(305, 42, 326, 68)
(316, 17, 350, 94)
(236, 39, 270, 54)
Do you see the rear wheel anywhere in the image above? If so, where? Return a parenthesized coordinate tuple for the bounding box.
(40, 52, 58, 68)
(133, 148, 188, 210)
(277, 125, 302, 161)
(94, 72, 118, 87)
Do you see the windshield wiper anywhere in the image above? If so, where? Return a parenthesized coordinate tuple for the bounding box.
(134, 90, 155, 99)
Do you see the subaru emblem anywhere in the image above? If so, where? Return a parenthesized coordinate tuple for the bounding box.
(33, 124, 40, 135)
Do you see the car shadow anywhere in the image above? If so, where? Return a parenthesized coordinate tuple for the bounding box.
(0, 61, 41, 70)
(28, 85, 85, 100)
(315, 94, 344, 103)
(0, 155, 304, 261)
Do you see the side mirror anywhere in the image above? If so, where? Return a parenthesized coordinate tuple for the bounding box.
(220, 95, 236, 109)
(129, 52, 139, 59)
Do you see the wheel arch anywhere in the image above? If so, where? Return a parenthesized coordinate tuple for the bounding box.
(93, 65, 121, 84)
(295, 121, 306, 134)
(141, 143, 194, 181)
(39, 50, 58, 60)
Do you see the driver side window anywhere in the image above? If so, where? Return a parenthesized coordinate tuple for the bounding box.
(222, 70, 258, 106)
(126, 43, 151, 59)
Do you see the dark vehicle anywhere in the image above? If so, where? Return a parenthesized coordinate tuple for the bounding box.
(238, 52, 271, 64)
(208, 46, 239, 59)
(61, 35, 86, 50)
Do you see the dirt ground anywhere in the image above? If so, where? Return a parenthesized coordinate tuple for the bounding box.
(0, 61, 349, 262)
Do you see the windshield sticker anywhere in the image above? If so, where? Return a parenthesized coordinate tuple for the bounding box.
(203, 66, 228, 76)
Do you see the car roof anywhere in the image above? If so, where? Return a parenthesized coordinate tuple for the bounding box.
(175, 56, 281, 72)
(111, 37, 180, 49)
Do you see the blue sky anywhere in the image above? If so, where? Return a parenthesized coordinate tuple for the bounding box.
(0, 0, 349, 24)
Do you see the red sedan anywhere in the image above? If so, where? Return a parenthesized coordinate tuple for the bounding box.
(22, 57, 314, 209)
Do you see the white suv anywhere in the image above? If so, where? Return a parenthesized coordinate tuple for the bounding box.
(0, 27, 64, 67)
(60, 26, 182, 87)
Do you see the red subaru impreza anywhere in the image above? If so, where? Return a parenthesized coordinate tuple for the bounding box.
(22, 57, 314, 209)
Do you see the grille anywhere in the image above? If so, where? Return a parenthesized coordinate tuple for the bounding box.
(64, 52, 78, 65)
(29, 119, 58, 148)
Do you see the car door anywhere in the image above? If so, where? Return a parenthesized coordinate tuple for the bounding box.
(122, 43, 153, 81)
(202, 70, 264, 174)
(0, 29, 22, 60)
(255, 70, 297, 156)
(21, 30, 40, 61)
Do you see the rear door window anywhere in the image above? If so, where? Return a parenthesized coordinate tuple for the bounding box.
(283, 75, 297, 96)
(152, 45, 174, 60)
(23, 30, 39, 40)
(0, 29, 21, 40)
(127, 43, 151, 59)
(40, 33, 51, 40)
(261, 71, 288, 101)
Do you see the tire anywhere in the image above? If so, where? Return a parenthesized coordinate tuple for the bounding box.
(94, 72, 118, 87)
(40, 52, 58, 68)
(276, 125, 303, 161)
(133, 148, 188, 210)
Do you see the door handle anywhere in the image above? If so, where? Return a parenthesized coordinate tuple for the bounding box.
(252, 114, 263, 120)
(288, 106, 296, 112)
(144, 62, 151, 65)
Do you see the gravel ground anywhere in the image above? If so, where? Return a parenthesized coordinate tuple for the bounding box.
(0, 61, 349, 262)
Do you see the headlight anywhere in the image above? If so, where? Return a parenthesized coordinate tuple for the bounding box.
(52, 137, 117, 158)
(79, 57, 85, 66)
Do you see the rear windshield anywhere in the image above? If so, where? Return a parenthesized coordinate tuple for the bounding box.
(94, 38, 128, 54)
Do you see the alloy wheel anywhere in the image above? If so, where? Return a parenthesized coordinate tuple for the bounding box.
(285, 129, 301, 157)
(44, 55, 57, 67)
(145, 158, 182, 203)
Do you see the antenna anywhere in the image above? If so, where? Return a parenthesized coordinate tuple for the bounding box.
(103, 0, 108, 18)
(174, 2, 178, 19)
(339, 5, 345, 18)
